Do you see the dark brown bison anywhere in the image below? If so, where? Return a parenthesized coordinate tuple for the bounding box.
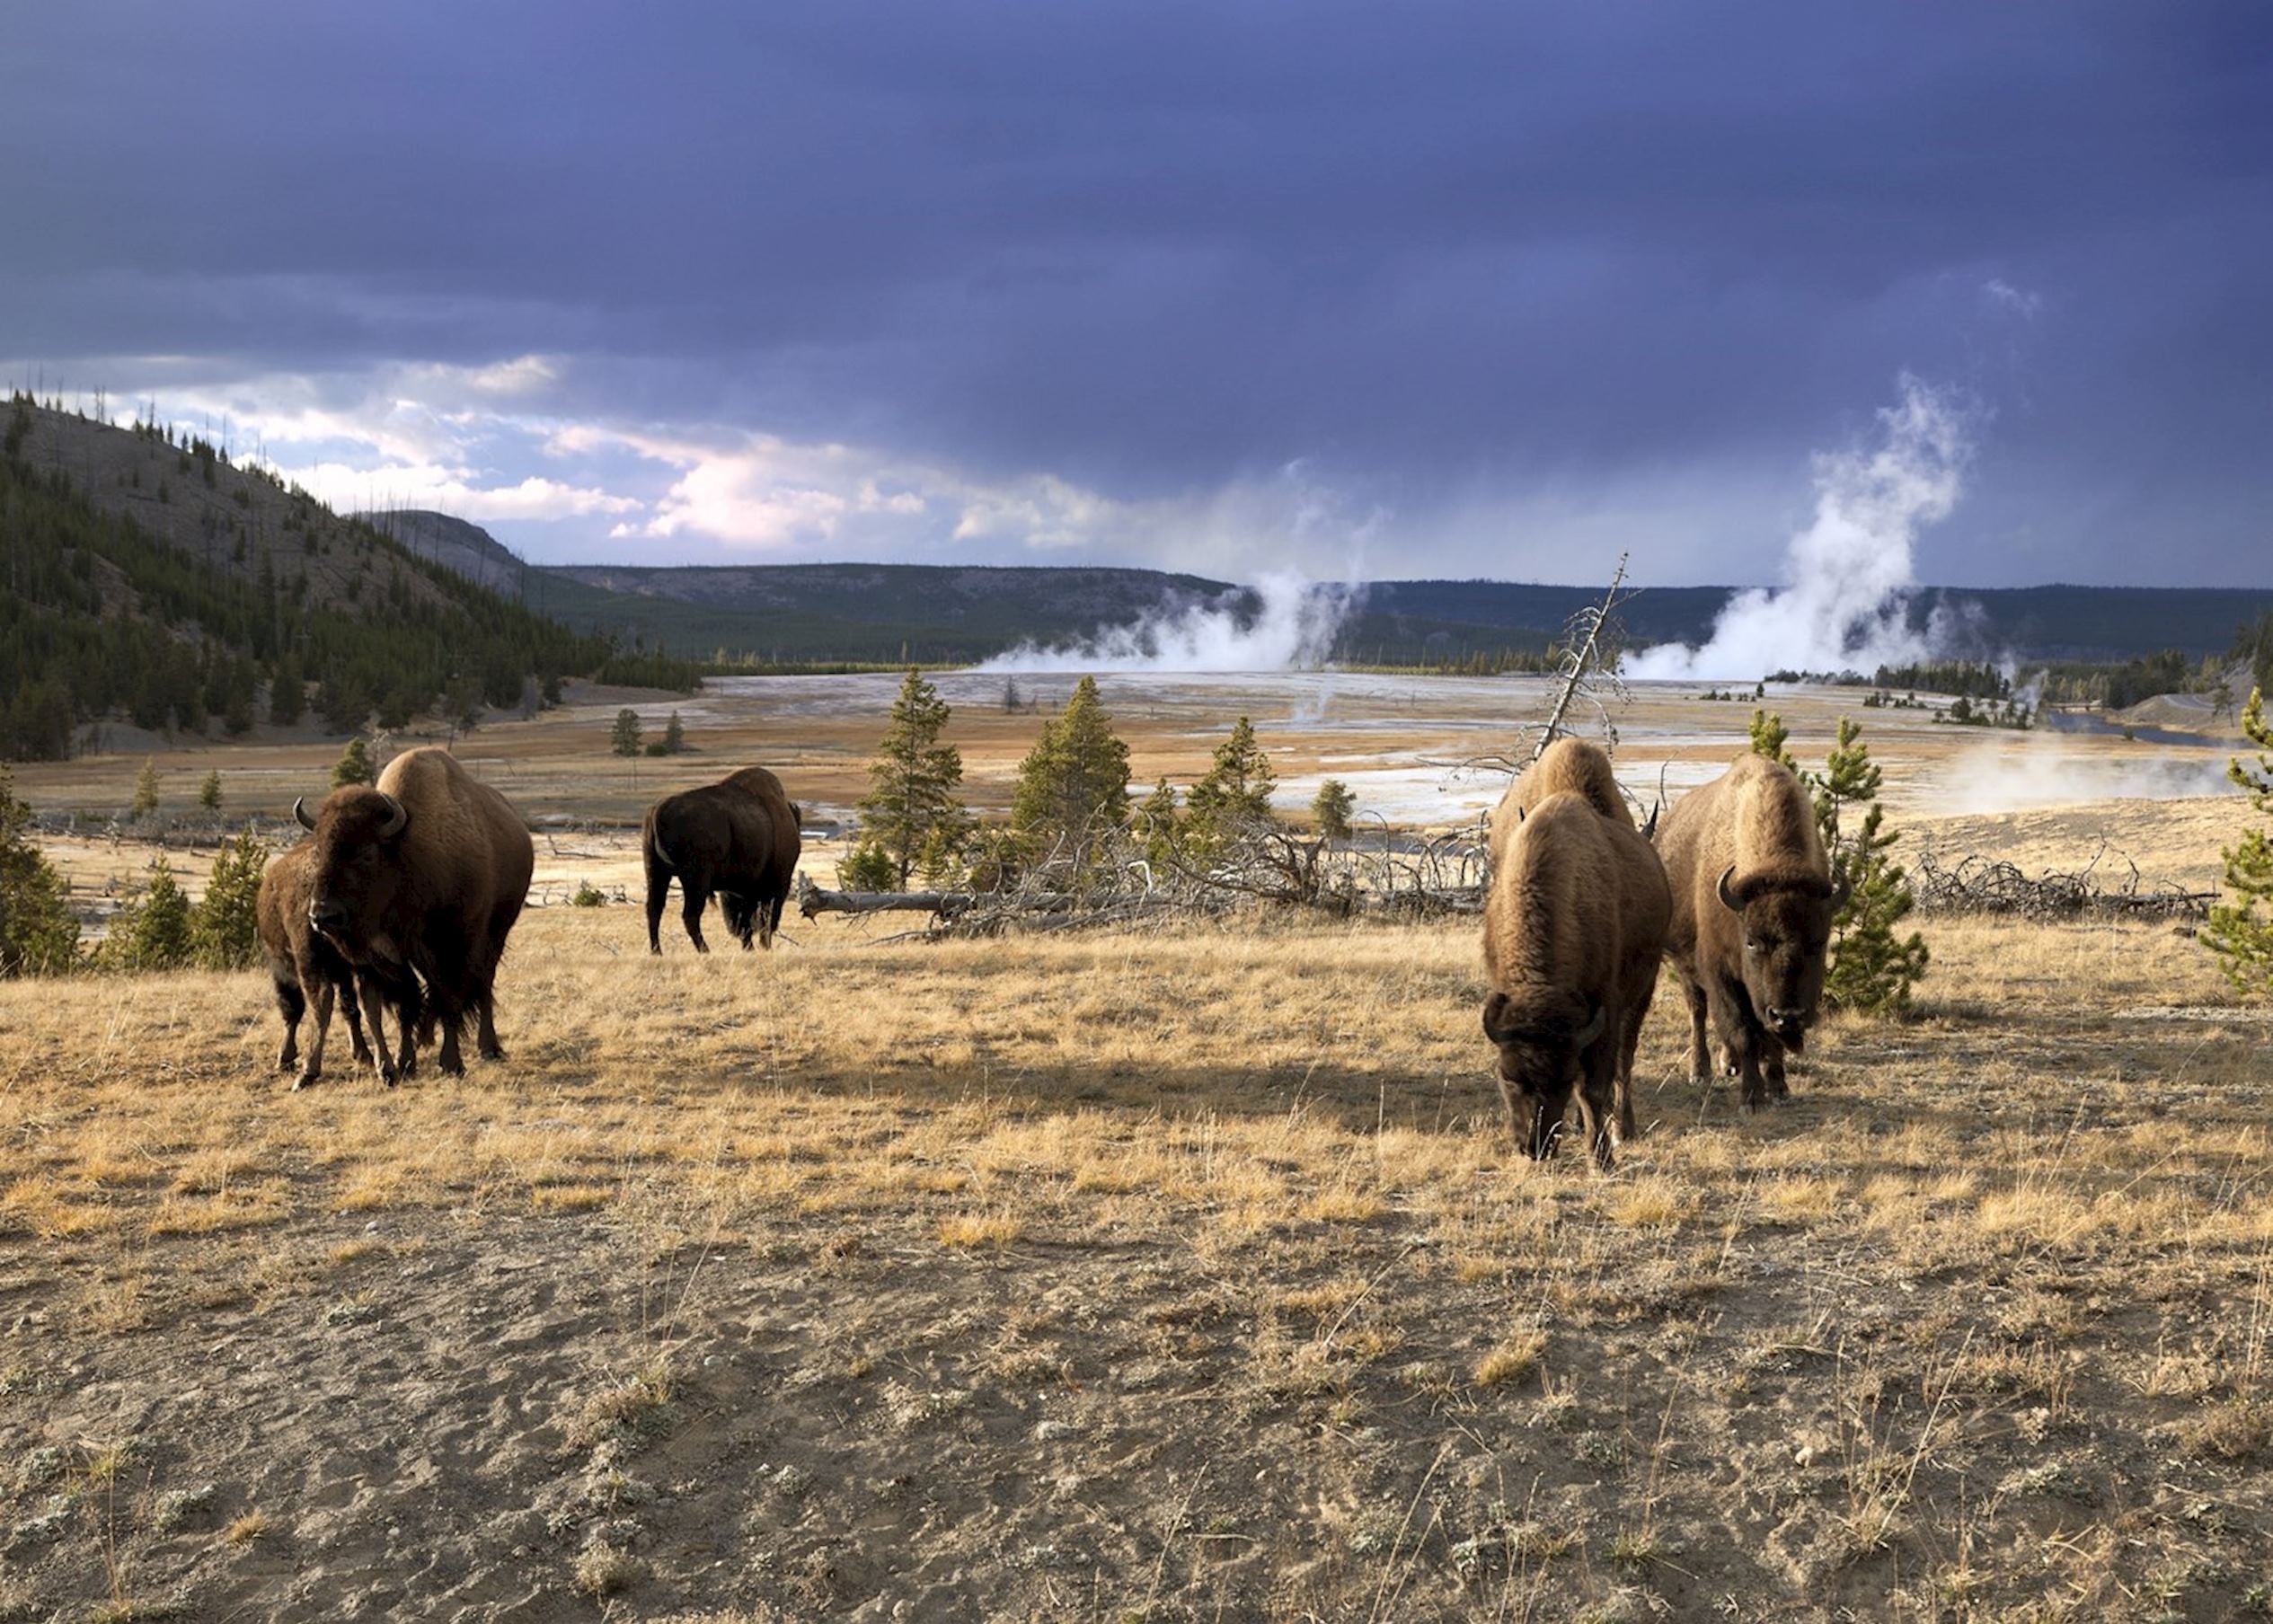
(642, 766, 803, 954)
(294, 746, 535, 1077)
(258, 840, 424, 1087)
(257, 841, 374, 1088)
(1481, 787, 1672, 1170)
(1653, 753, 1847, 1114)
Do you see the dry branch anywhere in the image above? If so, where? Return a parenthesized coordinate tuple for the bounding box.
(1912, 843, 2214, 922)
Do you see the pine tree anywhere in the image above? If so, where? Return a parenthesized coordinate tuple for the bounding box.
(1135, 777, 1181, 868)
(836, 836, 900, 893)
(663, 710, 686, 755)
(198, 770, 223, 812)
(103, 855, 192, 972)
(0, 767, 80, 975)
(2203, 687, 2273, 997)
(1814, 718, 1928, 1014)
(855, 670, 973, 887)
(1183, 717, 1278, 856)
(190, 829, 266, 969)
(1009, 675, 1131, 874)
(131, 757, 162, 818)
(332, 736, 374, 788)
(1747, 709, 1796, 772)
(1312, 779, 1357, 842)
(611, 709, 644, 757)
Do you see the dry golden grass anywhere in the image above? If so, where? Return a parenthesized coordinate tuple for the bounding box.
(4, 822, 2272, 1619)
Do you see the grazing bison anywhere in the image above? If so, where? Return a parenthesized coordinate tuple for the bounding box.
(295, 746, 535, 1077)
(1489, 738, 1662, 1113)
(1653, 753, 1847, 1114)
(643, 766, 803, 954)
(1481, 787, 1672, 1170)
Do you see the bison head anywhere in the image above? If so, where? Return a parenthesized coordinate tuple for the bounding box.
(295, 789, 410, 963)
(1481, 991, 1607, 1160)
(1716, 864, 1849, 1051)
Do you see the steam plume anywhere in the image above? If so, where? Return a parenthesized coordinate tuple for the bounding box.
(978, 572, 1360, 673)
(1629, 378, 1971, 681)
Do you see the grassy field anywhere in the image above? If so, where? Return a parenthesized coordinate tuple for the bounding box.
(4, 675, 2267, 1620)
(3, 846, 2270, 1619)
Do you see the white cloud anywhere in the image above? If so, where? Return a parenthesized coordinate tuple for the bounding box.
(1983, 278, 2043, 319)
(277, 459, 640, 522)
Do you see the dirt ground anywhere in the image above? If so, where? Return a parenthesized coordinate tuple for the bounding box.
(4, 852, 2272, 1620)
(4, 679, 2270, 1620)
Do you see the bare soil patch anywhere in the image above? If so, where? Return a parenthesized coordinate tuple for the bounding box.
(4, 891, 2270, 1620)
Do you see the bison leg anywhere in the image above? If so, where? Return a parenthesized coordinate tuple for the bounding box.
(1763, 1039, 1791, 1100)
(475, 988, 506, 1063)
(272, 973, 305, 1075)
(1707, 976, 1769, 1116)
(1577, 1022, 1621, 1173)
(1681, 975, 1713, 1084)
(645, 861, 672, 955)
(295, 976, 337, 1090)
(359, 968, 410, 1085)
(680, 884, 712, 954)
(764, 890, 786, 950)
(339, 974, 375, 1070)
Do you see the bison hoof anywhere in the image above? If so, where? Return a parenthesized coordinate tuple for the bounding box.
(480, 1045, 506, 1063)
(290, 1070, 321, 1091)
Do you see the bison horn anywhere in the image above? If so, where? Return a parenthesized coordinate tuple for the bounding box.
(376, 793, 408, 839)
(1481, 993, 1518, 1046)
(1641, 800, 1661, 842)
(1716, 864, 1745, 914)
(1574, 1002, 1608, 1047)
(294, 796, 317, 831)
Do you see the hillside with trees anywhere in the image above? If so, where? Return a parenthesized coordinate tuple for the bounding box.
(0, 397, 696, 759)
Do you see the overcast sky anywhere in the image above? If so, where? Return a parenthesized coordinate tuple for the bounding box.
(4, 2, 2267, 586)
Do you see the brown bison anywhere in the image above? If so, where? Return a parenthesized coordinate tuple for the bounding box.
(258, 841, 375, 1088)
(1653, 753, 1847, 1114)
(294, 746, 535, 1077)
(1481, 786, 1672, 1170)
(258, 840, 424, 1087)
(642, 766, 802, 954)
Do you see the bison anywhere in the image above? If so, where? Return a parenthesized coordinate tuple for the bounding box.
(1489, 738, 1664, 1115)
(294, 746, 535, 1077)
(1653, 753, 1847, 1114)
(1481, 785, 1672, 1171)
(257, 841, 376, 1088)
(259, 840, 424, 1087)
(642, 766, 803, 954)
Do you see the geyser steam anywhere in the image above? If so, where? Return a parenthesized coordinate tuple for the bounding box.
(978, 572, 1360, 673)
(1629, 378, 1971, 681)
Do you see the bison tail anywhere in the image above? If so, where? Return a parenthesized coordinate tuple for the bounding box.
(649, 829, 679, 872)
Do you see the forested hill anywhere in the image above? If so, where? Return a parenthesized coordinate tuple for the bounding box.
(536, 564, 2273, 668)
(0, 398, 693, 761)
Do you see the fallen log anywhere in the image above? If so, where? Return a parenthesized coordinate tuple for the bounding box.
(796, 874, 977, 921)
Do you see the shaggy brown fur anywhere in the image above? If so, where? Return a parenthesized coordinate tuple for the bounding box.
(296, 747, 535, 1078)
(643, 765, 804, 954)
(1654, 753, 1844, 1114)
(1489, 737, 1636, 865)
(1481, 790, 1671, 1170)
(256, 842, 372, 1089)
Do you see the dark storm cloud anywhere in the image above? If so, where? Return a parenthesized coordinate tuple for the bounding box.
(3, 1, 2268, 580)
